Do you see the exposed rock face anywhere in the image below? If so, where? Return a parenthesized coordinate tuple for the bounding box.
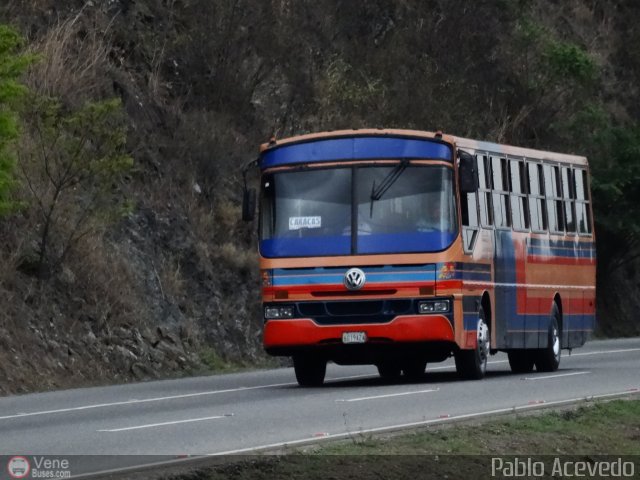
(0, 203, 266, 395)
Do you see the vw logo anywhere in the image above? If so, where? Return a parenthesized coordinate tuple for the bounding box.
(344, 268, 366, 291)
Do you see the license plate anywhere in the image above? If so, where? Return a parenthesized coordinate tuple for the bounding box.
(342, 331, 367, 344)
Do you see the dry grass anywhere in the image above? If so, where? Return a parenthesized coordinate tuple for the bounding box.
(24, 6, 115, 102)
(216, 242, 257, 272)
(0, 240, 22, 290)
(71, 233, 144, 329)
(158, 253, 186, 301)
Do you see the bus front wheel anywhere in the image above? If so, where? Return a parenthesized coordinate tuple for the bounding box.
(293, 354, 326, 387)
(402, 359, 427, 380)
(455, 306, 489, 380)
(377, 362, 402, 380)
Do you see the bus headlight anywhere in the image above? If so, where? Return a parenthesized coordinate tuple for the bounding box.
(418, 299, 450, 313)
(264, 305, 294, 319)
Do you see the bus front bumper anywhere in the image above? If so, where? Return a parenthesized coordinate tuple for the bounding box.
(263, 314, 455, 352)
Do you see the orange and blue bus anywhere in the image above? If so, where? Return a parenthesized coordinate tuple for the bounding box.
(242, 129, 596, 386)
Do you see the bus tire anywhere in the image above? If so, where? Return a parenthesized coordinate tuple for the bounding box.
(377, 362, 402, 380)
(508, 351, 535, 373)
(535, 303, 561, 372)
(402, 359, 427, 380)
(293, 354, 326, 387)
(455, 306, 489, 380)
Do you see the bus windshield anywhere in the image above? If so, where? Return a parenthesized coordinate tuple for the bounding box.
(260, 164, 457, 257)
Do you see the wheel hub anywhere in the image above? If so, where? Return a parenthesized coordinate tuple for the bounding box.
(477, 318, 489, 363)
(552, 327, 560, 358)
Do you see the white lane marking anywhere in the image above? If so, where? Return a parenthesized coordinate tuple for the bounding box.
(327, 373, 374, 382)
(2, 347, 638, 422)
(98, 414, 231, 432)
(336, 388, 439, 402)
(0, 382, 296, 421)
(428, 359, 507, 371)
(0, 375, 376, 422)
(523, 371, 590, 381)
(210, 389, 640, 456)
(0, 373, 379, 422)
(570, 347, 640, 357)
(0, 373, 376, 422)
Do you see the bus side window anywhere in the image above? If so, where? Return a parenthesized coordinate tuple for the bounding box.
(543, 164, 564, 234)
(509, 159, 529, 231)
(561, 167, 576, 233)
(527, 162, 547, 232)
(491, 156, 510, 228)
(575, 169, 592, 234)
(462, 190, 479, 252)
(477, 154, 493, 227)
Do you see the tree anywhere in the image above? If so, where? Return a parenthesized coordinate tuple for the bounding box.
(0, 25, 32, 215)
(18, 97, 133, 276)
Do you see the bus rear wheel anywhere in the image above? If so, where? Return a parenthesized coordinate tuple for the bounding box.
(535, 303, 561, 372)
(293, 354, 326, 387)
(508, 351, 535, 373)
(455, 306, 489, 380)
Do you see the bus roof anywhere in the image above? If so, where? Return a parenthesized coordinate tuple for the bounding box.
(260, 129, 588, 166)
(259, 129, 453, 152)
(453, 135, 588, 166)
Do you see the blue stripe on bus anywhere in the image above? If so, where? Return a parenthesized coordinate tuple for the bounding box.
(528, 238, 595, 248)
(261, 236, 351, 257)
(272, 265, 436, 287)
(357, 232, 456, 254)
(455, 262, 491, 273)
(260, 231, 456, 257)
(464, 313, 595, 332)
(273, 271, 436, 286)
(260, 136, 452, 168)
(445, 262, 492, 281)
(528, 240, 595, 257)
(456, 271, 492, 281)
(275, 264, 437, 275)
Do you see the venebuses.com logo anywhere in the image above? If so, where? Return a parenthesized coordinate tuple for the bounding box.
(7, 456, 30, 479)
(6, 456, 72, 478)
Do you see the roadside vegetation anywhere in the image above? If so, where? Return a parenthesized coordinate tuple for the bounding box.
(162, 399, 640, 480)
(0, 1, 639, 394)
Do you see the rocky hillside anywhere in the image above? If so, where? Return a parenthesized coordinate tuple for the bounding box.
(0, 0, 639, 395)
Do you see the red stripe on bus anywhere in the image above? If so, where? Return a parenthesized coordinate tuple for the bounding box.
(464, 330, 477, 349)
(436, 280, 463, 290)
(515, 297, 595, 315)
(263, 315, 455, 348)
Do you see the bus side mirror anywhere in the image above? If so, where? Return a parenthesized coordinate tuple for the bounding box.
(459, 151, 479, 193)
(242, 188, 256, 222)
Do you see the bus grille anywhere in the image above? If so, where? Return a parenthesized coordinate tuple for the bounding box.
(296, 299, 414, 325)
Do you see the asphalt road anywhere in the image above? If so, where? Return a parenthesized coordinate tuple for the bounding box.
(0, 338, 639, 477)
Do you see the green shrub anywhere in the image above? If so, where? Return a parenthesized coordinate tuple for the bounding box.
(0, 25, 33, 215)
(18, 96, 133, 276)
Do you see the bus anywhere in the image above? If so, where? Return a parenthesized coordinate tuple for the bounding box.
(242, 129, 596, 386)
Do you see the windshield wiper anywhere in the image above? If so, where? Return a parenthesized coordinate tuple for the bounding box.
(369, 159, 409, 216)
